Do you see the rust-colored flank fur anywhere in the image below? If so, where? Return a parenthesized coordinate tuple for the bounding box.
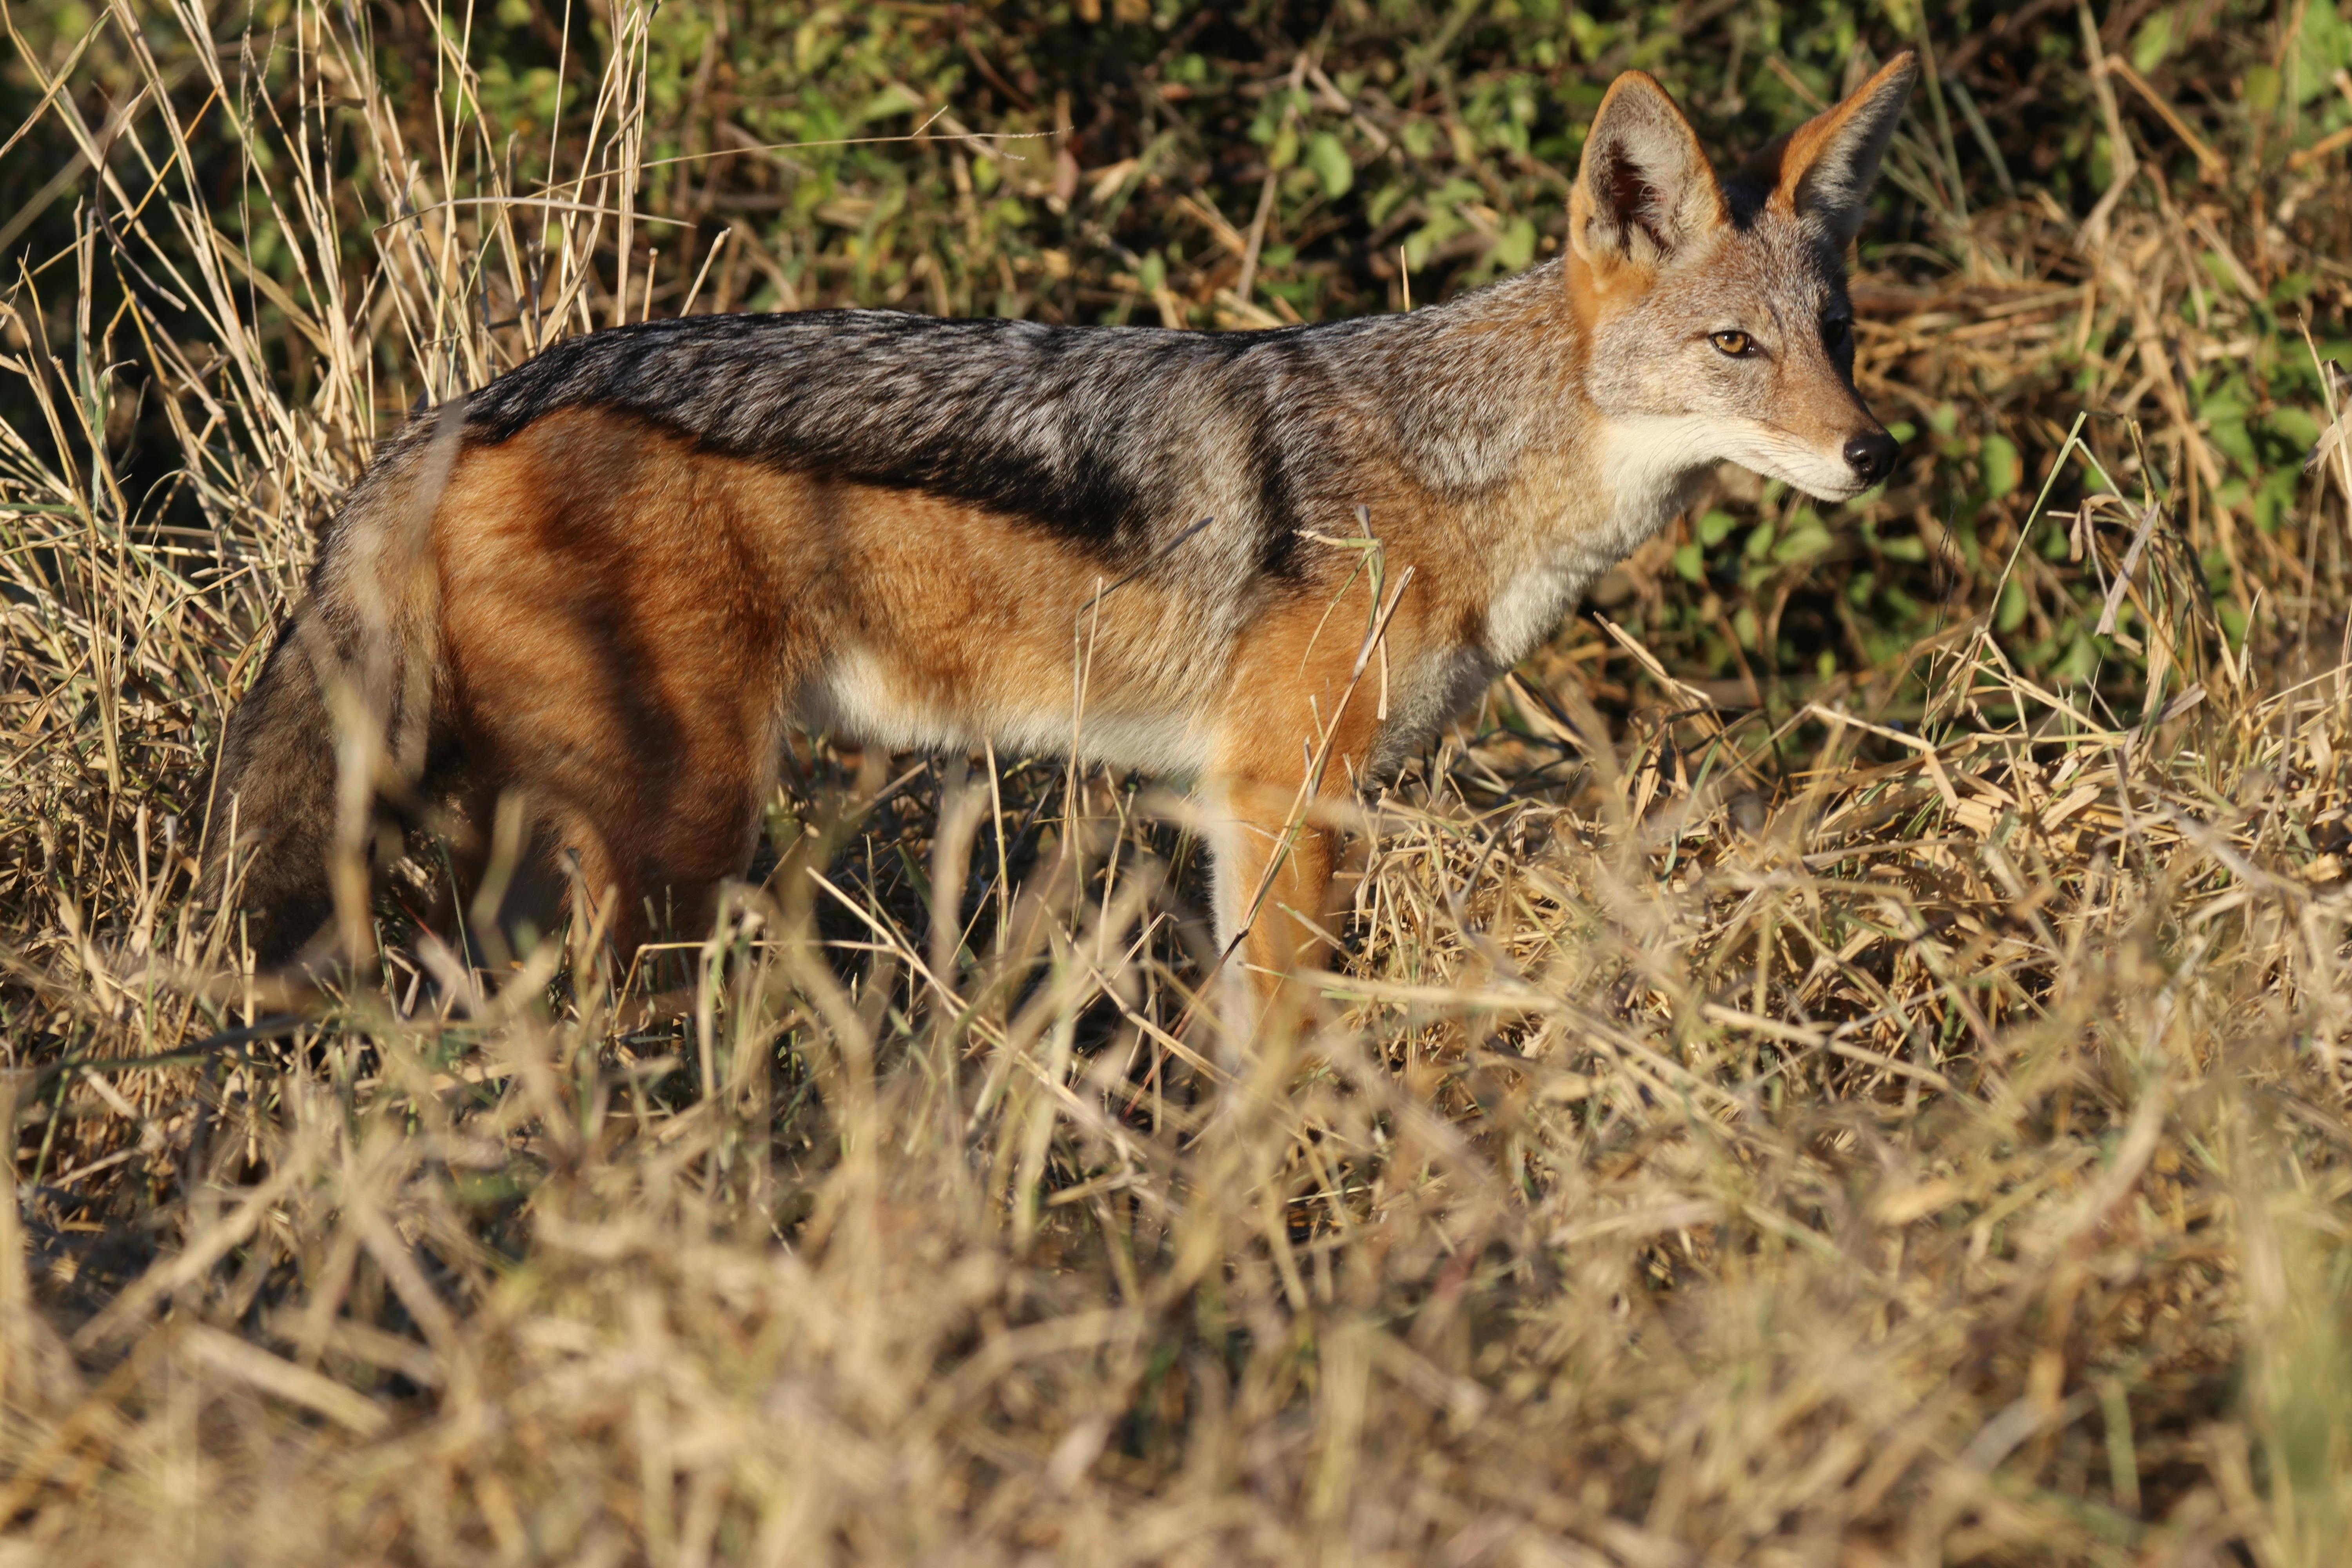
(433, 406, 1395, 990)
(205, 54, 1918, 1029)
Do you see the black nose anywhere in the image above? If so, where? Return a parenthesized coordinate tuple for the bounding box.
(1843, 429, 1898, 486)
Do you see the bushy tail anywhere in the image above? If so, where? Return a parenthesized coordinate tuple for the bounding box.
(203, 407, 461, 966)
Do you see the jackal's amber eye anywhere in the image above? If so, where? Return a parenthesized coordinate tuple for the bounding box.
(1710, 330, 1754, 357)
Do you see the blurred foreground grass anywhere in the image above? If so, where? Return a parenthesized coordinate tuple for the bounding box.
(5, 2, 2352, 1563)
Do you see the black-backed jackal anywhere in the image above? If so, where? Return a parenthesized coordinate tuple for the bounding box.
(207, 55, 1917, 1024)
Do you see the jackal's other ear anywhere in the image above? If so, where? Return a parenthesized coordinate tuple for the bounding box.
(1755, 52, 1917, 245)
(1570, 71, 1726, 274)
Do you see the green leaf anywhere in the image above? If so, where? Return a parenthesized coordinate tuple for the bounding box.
(1981, 434, 2020, 499)
(1493, 216, 1537, 271)
(1307, 132, 1353, 198)
(2272, 271, 2318, 307)
(1673, 541, 1705, 583)
(2256, 466, 2303, 530)
(1269, 120, 1299, 171)
(1402, 209, 1464, 269)
(2245, 65, 2282, 116)
(1996, 579, 2029, 633)
(2269, 405, 2323, 448)
(2130, 7, 2175, 73)
(2210, 418, 2256, 468)
(2297, 0, 2352, 102)
(2201, 387, 2249, 423)
(1697, 508, 1739, 546)
(1772, 518, 1833, 564)
(859, 84, 922, 124)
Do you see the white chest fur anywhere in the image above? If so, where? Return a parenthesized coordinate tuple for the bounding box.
(1479, 415, 1719, 670)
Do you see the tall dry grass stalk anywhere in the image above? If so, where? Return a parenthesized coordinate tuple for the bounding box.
(4, 3, 2352, 1563)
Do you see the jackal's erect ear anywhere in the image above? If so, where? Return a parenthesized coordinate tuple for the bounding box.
(1748, 52, 1918, 246)
(1570, 71, 1727, 275)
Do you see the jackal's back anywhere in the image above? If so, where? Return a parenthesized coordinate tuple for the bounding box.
(463, 310, 1393, 578)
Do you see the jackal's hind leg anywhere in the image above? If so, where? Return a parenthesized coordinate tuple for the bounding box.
(538, 762, 769, 978)
(450, 700, 774, 979)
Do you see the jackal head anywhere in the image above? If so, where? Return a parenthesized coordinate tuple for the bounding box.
(1568, 54, 1917, 503)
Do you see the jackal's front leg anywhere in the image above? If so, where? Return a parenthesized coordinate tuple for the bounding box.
(1205, 774, 1347, 1018)
(1202, 668, 1381, 1040)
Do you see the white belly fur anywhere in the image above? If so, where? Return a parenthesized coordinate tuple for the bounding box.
(801, 646, 1213, 777)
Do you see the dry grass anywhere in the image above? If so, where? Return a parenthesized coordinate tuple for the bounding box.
(5, 4, 2352, 1564)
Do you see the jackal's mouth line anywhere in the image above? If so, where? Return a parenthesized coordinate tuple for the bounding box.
(1729, 427, 1880, 505)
